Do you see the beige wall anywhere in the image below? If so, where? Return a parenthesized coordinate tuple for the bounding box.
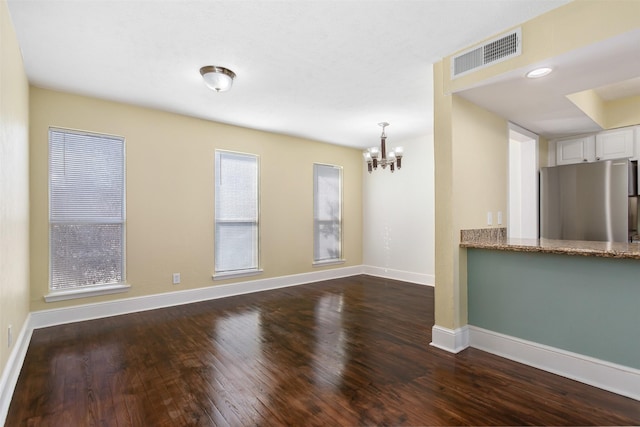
(0, 0, 30, 379)
(451, 96, 508, 231)
(605, 96, 640, 129)
(434, 0, 638, 332)
(538, 136, 549, 169)
(568, 91, 640, 130)
(433, 60, 456, 328)
(566, 90, 607, 129)
(434, 79, 508, 329)
(29, 87, 363, 311)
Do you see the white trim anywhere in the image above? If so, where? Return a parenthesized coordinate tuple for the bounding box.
(508, 122, 539, 141)
(469, 325, 640, 401)
(44, 283, 131, 302)
(312, 259, 346, 267)
(30, 266, 364, 330)
(0, 315, 33, 425)
(362, 265, 434, 286)
(430, 325, 469, 353)
(212, 269, 263, 281)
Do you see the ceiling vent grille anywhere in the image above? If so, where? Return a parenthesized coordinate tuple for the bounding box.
(452, 28, 522, 78)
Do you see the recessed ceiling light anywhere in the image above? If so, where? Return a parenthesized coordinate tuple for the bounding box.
(526, 67, 553, 79)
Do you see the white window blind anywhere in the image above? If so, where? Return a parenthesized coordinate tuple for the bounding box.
(215, 151, 259, 273)
(49, 128, 125, 290)
(314, 163, 342, 262)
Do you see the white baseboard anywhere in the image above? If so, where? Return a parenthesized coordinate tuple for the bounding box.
(30, 265, 364, 329)
(430, 325, 469, 353)
(0, 314, 33, 425)
(469, 325, 640, 401)
(362, 265, 434, 286)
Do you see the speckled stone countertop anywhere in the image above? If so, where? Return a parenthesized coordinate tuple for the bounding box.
(459, 228, 640, 260)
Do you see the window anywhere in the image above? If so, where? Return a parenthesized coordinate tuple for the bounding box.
(214, 150, 259, 276)
(313, 163, 343, 263)
(49, 128, 125, 292)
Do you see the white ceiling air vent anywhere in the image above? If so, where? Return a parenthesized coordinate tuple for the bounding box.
(452, 28, 522, 79)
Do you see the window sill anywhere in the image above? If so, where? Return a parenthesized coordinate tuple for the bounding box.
(212, 269, 264, 281)
(312, 259, 346, 267)
(44, 283, 131, 303)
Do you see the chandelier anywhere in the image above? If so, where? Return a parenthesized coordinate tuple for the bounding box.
(363, 122, 403, 173)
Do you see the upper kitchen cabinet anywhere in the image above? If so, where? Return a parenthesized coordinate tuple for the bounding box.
(595, 127, 635, 161)
(555, 135, 595, 165)
(554, 126, 636, 165)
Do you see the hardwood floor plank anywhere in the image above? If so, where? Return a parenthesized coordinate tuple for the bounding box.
(6, 275, 640, 425)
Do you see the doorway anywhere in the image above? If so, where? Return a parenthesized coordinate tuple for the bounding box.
(508, 124, 539, 239)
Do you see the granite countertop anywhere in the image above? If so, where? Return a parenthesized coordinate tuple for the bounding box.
(459, 228, 640, 260)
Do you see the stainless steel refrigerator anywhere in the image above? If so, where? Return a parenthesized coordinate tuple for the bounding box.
(540, 159, 637, 243)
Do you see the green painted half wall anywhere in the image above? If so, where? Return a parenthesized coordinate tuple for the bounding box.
(468, 249, 640, 370)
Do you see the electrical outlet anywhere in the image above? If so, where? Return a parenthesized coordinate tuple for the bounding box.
(8, 324, 12, 348)
(172, 273, 181, 285)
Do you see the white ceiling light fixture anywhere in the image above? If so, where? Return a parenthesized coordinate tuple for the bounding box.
(363, 122, 403, 173)
(526, 67, 553, 79)
(200, 66, 236, 92)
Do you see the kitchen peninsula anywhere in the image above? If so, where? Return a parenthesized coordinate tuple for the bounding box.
(461, 227, 640, 400)
(461, 227, 640, 259)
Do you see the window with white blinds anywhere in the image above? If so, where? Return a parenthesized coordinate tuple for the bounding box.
(49, 128, 125, 290)
(214, 150, 259, 274)
(313, 163, 342, 263)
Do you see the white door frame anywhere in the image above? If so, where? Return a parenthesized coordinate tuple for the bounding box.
(508, 123, 539, 239)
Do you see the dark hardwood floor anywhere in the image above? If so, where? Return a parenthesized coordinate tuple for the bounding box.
(6, 275, 640, 426)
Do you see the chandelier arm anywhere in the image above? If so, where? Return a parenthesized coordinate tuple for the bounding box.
(381, 136, 387, 161)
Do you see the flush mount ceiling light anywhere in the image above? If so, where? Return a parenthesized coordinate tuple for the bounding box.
(200, 66, 236, 92)
(363, 122, 403, 173)
(526, 67, 553, 79)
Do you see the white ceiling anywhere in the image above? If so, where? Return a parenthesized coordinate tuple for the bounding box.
(457, 28, 640, 139)
(7, 0, 577, 148)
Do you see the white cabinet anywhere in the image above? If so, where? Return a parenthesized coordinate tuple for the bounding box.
(595, 127, 635, 161)
(555, 135, 595, 165)
(554, 126, 637, 165)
